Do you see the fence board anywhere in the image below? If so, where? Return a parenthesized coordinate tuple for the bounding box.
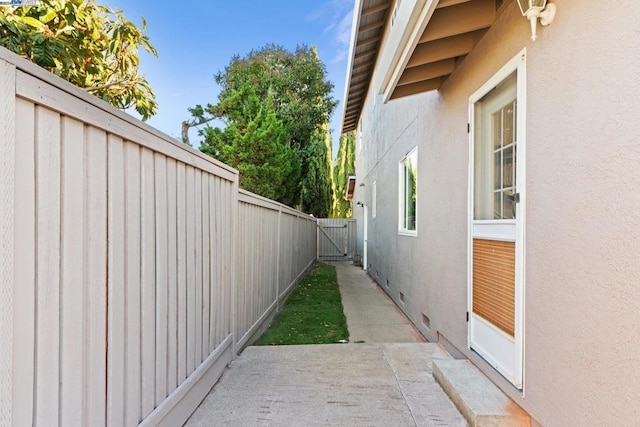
(12, 98, 35, 427)
(186, 166, 196, 376)
(124, 141, 142, 426)
(166, 158, 178, 394)
(194, 171, 203, 365)
(34, 106, 61, 425)
(0, 59, 14, 427)
(107, 134, 126, 427)
(176, 162, 187, 384)
(140, 147, 156, 418)
(202, 176, 211, 360)
(86, 126, 108, 426)
(155, 153, 169, 405)
(60, 116, 86, 426)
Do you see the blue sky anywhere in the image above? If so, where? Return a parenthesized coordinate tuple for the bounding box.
(102, 0, 354, 157)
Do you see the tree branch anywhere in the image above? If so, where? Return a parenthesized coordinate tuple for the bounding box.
(181, 116, 215, 145)
(84, 78, 130, 92)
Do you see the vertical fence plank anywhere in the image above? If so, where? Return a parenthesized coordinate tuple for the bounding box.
(154, 153, 168, 405)
(140, 147, 156, 418)
(12, 98, 35, 427)
(124, 142, 142, 426)
(225, 182, 233, 341)
(219, 181, 225, 343)
(86, 126, 108, 427)
(201, 175, 211, 359)
(215, 178, 224, 348)
(166, 158, 178, 394)
(185, 166, 196, 375)
(60, 117, 85, 426)
(107, 134, 126, 427)
(208, 177, 217, 352)
(194, 171, 203, 364)
(34, 106, 61, 426)
(176, 163, 187, 383)
(0, 59, 14, 427)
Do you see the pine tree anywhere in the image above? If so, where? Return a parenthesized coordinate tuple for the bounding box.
(331, 132, 356, 218)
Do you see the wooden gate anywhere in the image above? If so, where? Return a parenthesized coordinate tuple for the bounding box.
(317, 219, 357, 261)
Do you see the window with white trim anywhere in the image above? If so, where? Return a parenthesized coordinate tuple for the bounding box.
(358, 118, 363, 153)
(399, 148, 417, 234)
(372, 181, 377, 219)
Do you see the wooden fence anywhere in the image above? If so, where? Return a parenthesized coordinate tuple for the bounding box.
(317, 218, 357, 261)
(0, 47, 316, 427)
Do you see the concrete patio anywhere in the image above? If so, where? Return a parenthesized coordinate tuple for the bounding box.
(186, 263, 530, 426)
(186, 262, 467, 426)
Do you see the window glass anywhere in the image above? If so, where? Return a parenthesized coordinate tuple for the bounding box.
(474, 73, 517, 220)
(399, 149, 417, 233)
(372, 181, 377, 219)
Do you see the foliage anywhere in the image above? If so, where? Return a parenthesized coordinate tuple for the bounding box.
(301, 128, 333, 218)
(200, 85, 295, 200)
(0, 0, 157, 120)
(191, 44, 337, 213)
(254, 262, 349, 345)
(331, 132, 356, 218)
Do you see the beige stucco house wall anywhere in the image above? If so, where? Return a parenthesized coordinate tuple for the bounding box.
(346, 0, 640, 424)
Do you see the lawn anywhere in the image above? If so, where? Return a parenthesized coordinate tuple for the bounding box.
(254, 262, 349, 345)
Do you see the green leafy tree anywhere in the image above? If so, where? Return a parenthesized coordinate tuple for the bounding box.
(331, 132, 356, 218)
(188, 44, 337, 214)
(0, 0, 157, 120)
(301, 127, 333, 218)
(200, 84, 295, 202)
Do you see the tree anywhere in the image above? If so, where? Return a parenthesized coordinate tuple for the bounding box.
(301, 127, 333, 218)
(189, 44, 337, 215)
(331, 132, 356, 218)
(200, 84, 296, 201)
(0, 0, 157, 120)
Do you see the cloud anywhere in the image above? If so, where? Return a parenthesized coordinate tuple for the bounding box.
(309, 0, 354, 63)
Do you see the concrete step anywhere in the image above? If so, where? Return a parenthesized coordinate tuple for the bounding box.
(433, 359, 531, 427)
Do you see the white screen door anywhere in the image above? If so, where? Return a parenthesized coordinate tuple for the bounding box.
(469, 52, 526, 389)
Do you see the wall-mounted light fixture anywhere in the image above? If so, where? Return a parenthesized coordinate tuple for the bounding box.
(517, 0, 556, 41)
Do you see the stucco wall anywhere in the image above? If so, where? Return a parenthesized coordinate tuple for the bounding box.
(352, 1, 640, 425)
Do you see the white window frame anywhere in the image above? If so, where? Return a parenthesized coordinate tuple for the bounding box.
(358, 118, 363, 154)
(398, 147, 417, 236)
(372, 181, 377, 219)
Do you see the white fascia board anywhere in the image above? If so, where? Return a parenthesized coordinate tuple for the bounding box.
(378, 0, 439, 102)
(341, 0, 365, 132)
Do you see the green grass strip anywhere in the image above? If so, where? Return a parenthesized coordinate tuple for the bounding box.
(254, 262, 349, 345)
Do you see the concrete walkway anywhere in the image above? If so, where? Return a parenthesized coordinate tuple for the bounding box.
(186, 262, 466, 426)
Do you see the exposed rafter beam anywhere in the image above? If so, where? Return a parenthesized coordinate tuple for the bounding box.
(354, 49, 378, 61)
(436, 0, 473, 8)
(345, 103, 363, 113)
(407, 30, 486, 68)
(362, 3, 390, 17)
(358, 20, 385, 33)
(350, 68, 373, 80)
(351, 59, 375, 73)
(420, 0, 496, 44)
(357, 34, 382, 49)
(397, 59, 456, 86)
(349, 80, 370, 91)
(391, 77, 442, 99)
